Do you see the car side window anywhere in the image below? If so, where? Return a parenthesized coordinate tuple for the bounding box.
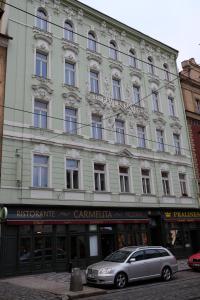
(144, 249, 160, 259)
(158, 249, 170, 257)
(131, 250, 145, 261)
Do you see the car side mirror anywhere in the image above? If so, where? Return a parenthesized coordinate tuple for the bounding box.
(129, 258, 136, 263)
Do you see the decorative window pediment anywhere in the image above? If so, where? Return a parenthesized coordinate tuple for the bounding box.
(153, 117, 166, 129)
(62, 40, 79, 55)
(94, 153, 106, 163)
(118, 149, 133, 158)
(62, 92, 81, 107)
(33, 31, 53, 45)
(32, 84, 53, 101)
(170, 121, 182, 133)
(87, 51, 102, 64)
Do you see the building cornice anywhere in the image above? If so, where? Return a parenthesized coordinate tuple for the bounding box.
(62, 0, 178, 56)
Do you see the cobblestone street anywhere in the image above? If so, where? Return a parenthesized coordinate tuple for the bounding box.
(0, 282, 61, 300)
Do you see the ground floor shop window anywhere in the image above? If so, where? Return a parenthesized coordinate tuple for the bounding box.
(70, 236, 86, 259)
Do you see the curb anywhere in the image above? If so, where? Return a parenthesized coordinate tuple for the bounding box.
(62, 289, 106, 300)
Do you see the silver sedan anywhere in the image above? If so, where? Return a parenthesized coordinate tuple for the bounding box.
(86, 246, 178, 288)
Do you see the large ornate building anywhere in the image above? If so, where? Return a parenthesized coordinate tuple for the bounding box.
(0, 0, 199, 276)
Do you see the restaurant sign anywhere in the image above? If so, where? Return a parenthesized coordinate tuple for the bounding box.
(164, 211, 200, 221)
(6, 207, 148, 224)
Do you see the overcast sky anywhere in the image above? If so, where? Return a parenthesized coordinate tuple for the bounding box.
(79, 0, 199, 70)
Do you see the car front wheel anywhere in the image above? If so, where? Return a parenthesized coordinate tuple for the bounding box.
(162, 266, 172, 281)
(114, 272, 127, 289)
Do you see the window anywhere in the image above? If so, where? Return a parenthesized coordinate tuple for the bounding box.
(144, 249, 159, 259)
(115, 120, 125, 144)
(173, 133, 181, 155)
(110, 41, 118, 60)
(112, 78, 121, 100)
(64, 21, 73, 41)
(132, 86, 141, 106)
(179, 173, 188, 196)
(156, 129, 165, 151)
(36, 8, 48, 31)
(65, 62, 75, 86)
(137, 125, 146, 148)
(65, 108, 77, 134)
(147, 56, 155, 74)
(34, 100, 48, 129)
(141, 169, 151, 194)
(161, 171, 170, 195)
(163, 63, 170, 81)
(119, 166, 129, 192)
(33, 154, 48, 187)
(94, 163, 106, 191)
(66, 159, 79, 189)
(196, 99, 200, 113)
(88, 31, 96, 52)
(131, 250, 144, 261)
(36, 51, 48, 78)
(90, 71, 99, 94)
(168, 96, 175, 116)
(129, 49, 137, 68)
(92, 114, 102, 139)
(152, 91, 159, 112)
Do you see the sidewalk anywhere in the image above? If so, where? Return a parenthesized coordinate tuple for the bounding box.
(0, 259, 190, 300)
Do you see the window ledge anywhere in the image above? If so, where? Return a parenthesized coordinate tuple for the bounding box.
(141, 194, 156, 197)
(89, 138, 108, 143)
(32, 75, 53, 84)
(119, 192, 136, 195)
(29, 187, 54, 191)
(136, 147, 152, 152)
(33, 27, 53, 36)
(62, 84, 79, 91)
(63, 189, 86, 193)
(93, 191, 111, 194)
(29, 126, 54, 133)
(162, 195, 176, 198)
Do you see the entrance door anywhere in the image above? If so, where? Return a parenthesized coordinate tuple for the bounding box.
(33, 235, 53, 272)
(101, 234, 115, 258)
(190, 230, 200, 253)
(150, 217, 163, 246)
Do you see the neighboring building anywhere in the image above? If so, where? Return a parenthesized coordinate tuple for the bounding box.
(180, 58, 200, 193)
(0, 0, 199, 276)
(0, 4, 12, 182)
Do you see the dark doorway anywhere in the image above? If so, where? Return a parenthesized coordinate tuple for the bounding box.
(190, 230, 200, 253)
(100, 234, 115, 258)
(150, 217, 163, 246)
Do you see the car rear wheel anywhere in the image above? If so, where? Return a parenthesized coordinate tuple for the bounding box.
(114, 272, 127, 289)
(162, 266, 172, 281)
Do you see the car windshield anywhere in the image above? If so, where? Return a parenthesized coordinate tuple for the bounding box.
(104, 250, 132, 263)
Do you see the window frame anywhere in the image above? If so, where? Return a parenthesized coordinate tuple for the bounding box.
(141, 169, 151, 194)
(163, 63, 170, 81)
(66, 159, 79, 189)
(179, 173, 188, 197)
(147, 56, 155, 75)
(161, 171, 171, 196)
(33, 154, 49, 188)
(36, 8, 48, 32)
(90, 70, 99, 94)
(112, 78, 121, 100)
(137, 125, 146, 148)
(132, 85, 141, 106)
(65, 107, 78, 135)
(115, 119, 125, 144)
(173, 133, 181, 155)
(34, 99, 48, 129)
(65, 61, 75, 86)
(94, 163, 106, 191)
(88, 31, 97, 52)
(129, 49, 137, 68)
(36, 51, 48, 78)
(156, 129, 165, 152)
(119, 166, 130, 193)
(152, 90, 159, 112)
(64, 20, 74, 41)
(109, 41, 118, 60)
(91, 114, 103, 140)
(168, 96, 176, 117)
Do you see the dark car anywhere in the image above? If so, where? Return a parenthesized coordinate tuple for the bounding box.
(188, 252, 200, 270)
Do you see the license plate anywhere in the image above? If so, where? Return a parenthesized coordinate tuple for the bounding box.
(88, 273, 95, 278)
(193, 264, 200, 267)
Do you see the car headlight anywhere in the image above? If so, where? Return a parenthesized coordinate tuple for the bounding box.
(98, 268, 113, 275)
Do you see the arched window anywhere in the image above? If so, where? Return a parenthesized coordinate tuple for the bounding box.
(110, 40, 118, 60)
(88, 31, 97, 52)
(163, 63, 170, 81)
(129, 49, 137, 68)
(147, 56, 155, 74)
(64, 21, 74, 41)
(36, 8, 48, 31)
